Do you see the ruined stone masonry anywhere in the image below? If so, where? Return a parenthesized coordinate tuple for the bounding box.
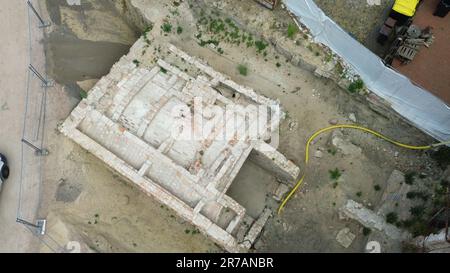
(60, 43, 300, 252)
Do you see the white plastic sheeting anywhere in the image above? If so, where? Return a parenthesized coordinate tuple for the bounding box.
(284, 0, 450, 142)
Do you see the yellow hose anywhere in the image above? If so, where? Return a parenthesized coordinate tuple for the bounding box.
(277, 124, 439, 215)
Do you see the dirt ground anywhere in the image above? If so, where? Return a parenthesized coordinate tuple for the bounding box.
(0, 0, 41, 253)
(38, 0, 222, 253)
(314, 0, 394, 55)
(36, 0, 446, 253)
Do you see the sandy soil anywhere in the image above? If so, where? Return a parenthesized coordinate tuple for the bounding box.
(36, 0, 445, 253)
(314, 0, 394, 42)
(38, 0, 221, 253)
(314, 0, 394, 55)
(0, 1, 41, 253)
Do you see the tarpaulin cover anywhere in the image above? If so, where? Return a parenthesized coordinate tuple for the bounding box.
(284, 0, 450, 142)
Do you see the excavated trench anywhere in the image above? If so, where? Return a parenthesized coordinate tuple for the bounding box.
(41, 0, 281, 252)
(44, 0, 146, 97)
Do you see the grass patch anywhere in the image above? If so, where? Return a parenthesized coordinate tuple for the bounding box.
(80, 90, 88, 99)
(406, 191, 429, 202)
(209, 18, 226, 34)
(431, 146, 450, 169)
(143, 25, 153, 36)
(161, 22, 173, 33)
(400, 219, 430, 237)
(255, 40, 268, 53)
(287, 23, 298, 39)
(348, 78, 364, 93)
(410, 205, 426, 218)
(386, 212, 398, 224)
(405, 171, 416, 185)
(363, 227, 372, 236)
(198, 39, 220, 47)
(329, 168, 342, 180)
(238, 64, 248, 76)
(325, 53, 333, 63)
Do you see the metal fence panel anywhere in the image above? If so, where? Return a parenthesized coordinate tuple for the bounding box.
(18, 0, 65, 253)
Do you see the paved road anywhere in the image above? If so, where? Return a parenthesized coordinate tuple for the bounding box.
(0, 1, 39, 252)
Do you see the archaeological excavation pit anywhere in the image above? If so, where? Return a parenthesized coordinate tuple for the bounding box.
(59, 42, 300, 252)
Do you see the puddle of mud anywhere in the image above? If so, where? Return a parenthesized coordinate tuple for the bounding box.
(46, 30, 130, 85)
(227, 161, 277, 219)
(44, 0, 139, 89)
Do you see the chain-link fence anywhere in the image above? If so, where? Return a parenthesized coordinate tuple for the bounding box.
(17, 0, 66, 253)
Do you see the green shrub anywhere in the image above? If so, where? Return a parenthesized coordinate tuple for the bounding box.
(348, 79, 364, 93)
(177, 26, 183, 34)
(386, 212, 398, 224)
(431, 146, 450, 169)
(161, 22, 172, 33)
(329, 168, 341, 180)
(238, 64, 248, 76)
(209, 19, 226, 34)
(255, 40, 267, 52)
(410, 206, 425, 218)
(80, 90, 88, 99)
(287, 24, 298, 39)
(363, 227, 372, 236)
(143, 25, 153, 37)
(406, 191, 429, 202)
(198, 39, 219, 47)
(405, 171, 416, 185)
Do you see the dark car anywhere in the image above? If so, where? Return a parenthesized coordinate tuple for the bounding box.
(0, 153, 9, 190)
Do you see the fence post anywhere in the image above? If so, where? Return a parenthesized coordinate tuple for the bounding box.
(17, 218, 47, 236)
(28, 64, 53, 88)
(27, 1, 51, 28)
(22, 139, 50, 156)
